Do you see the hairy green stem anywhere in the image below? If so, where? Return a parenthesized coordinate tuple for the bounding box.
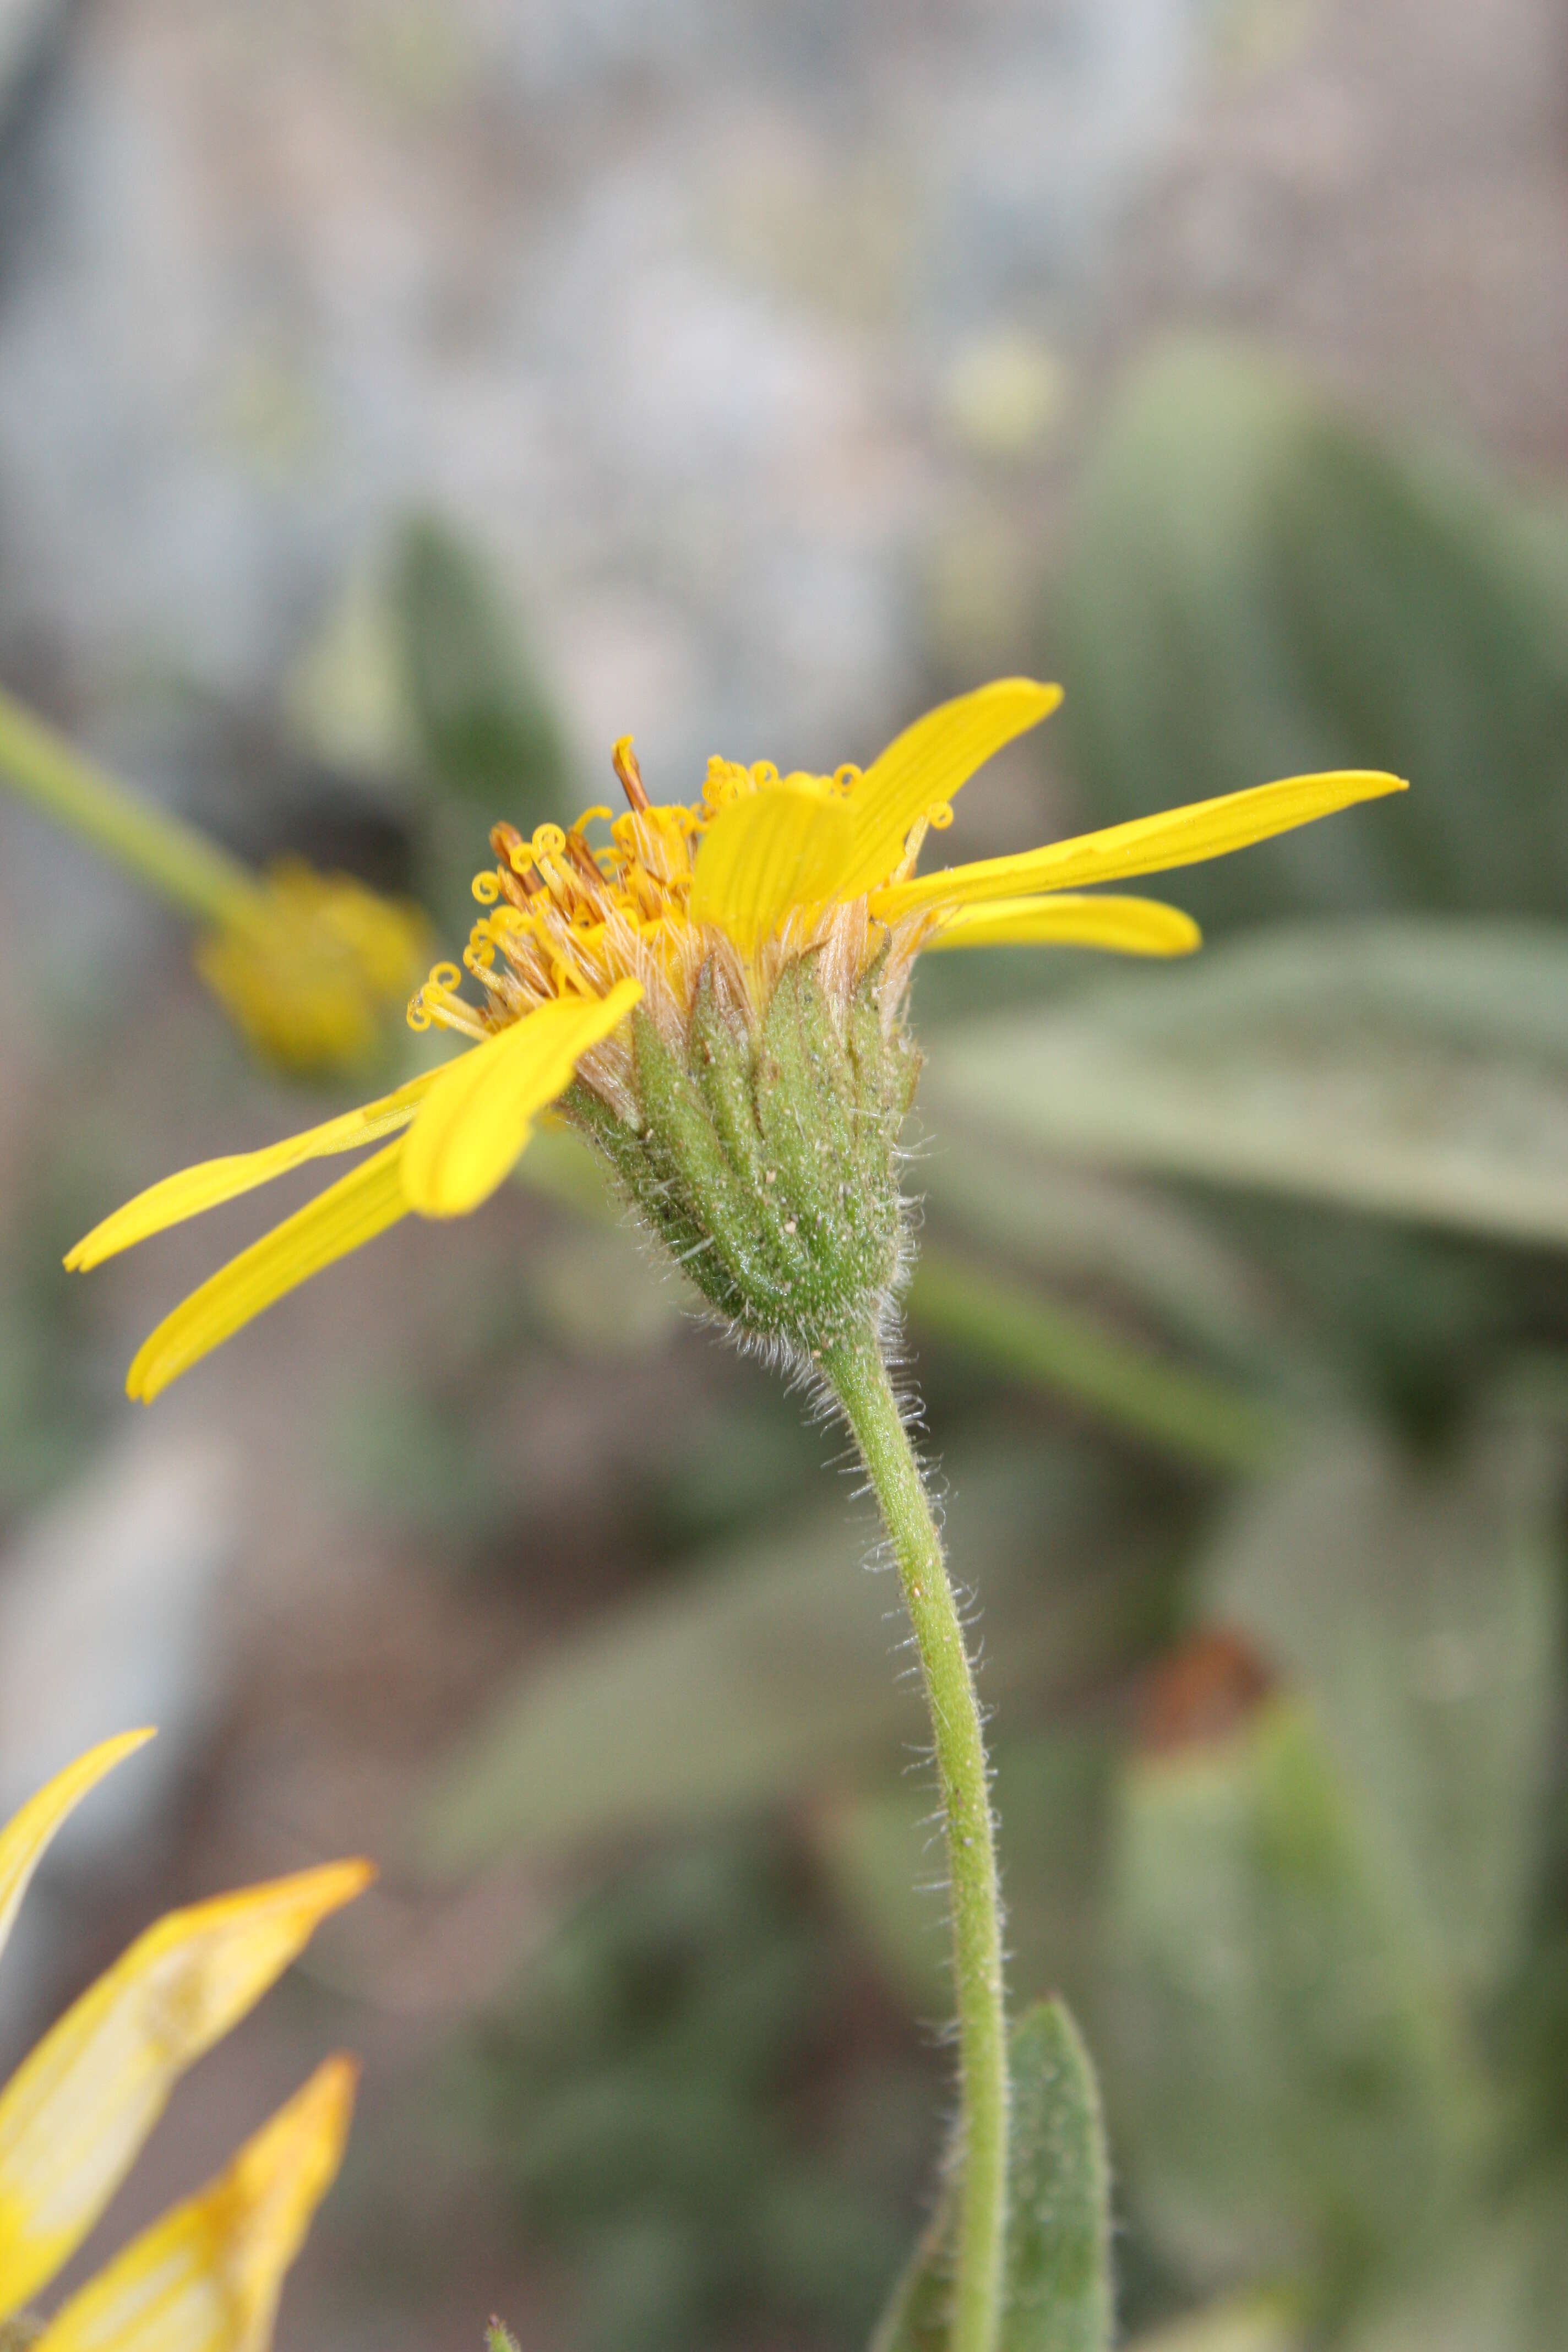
(824, 1324, 1008, 2352)
(0, 684, 261, 929)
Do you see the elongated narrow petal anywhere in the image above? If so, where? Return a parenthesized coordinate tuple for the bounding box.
(873, 768, 1408, 921)
(31, 2056, 357, 2352)
(0, 1735, 155, 1972)
(64, 1072, 441, 1272)
(689, 782, 853, 952)
(0, 1863, 371, 2321)
(400, 979, 642, 1218)
(836, 678, 1063, 900)
(126, 1144, 410, 1403)
(924, 893, 1201, 957)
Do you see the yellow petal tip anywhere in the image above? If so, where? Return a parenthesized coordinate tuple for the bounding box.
(26, 2052, 361, 2352)
(63, 1228, 116, 1274)
(281, 1856, 378, 1918)
(1326, 766, 1407, 796)
(95, 1724, 155, 1752)
(97, 1726, 159, 1765)
(126, 1347, 169, 1407)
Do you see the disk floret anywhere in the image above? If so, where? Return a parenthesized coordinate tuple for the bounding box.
(571, 946, 919, 1363)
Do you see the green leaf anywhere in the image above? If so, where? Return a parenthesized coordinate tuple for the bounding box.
(868, 2211, 952, 2352)
(1052, 339, 1568, 928)
(1002, 2003, 1113, 2351)
(870, 2000, 1113, 2352)
(927, 921, 1568, 1250)
(1107, 1699, 1483, 2307)
(422, 1447, 1168, 1869)
(1202, 1416, 1564, 2003)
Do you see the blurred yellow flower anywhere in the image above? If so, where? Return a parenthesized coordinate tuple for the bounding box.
(0, 686, 428, 1079)
(0, 1732, 370, 2351)
(68, 678, 1403, 1397)
(195, 859, 431, 1077)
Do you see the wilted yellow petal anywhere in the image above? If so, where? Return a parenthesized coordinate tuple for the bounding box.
(689, 782, 853, 952)
(64, 1073, 440, 1273)
(125, 1145, 409, 1403)
(0, 1735, 155, 1972)
(31, 2056, 356, 2352)
(875, 769, 1408, 921)
(400, 979, 641, 1219)
(924, 893, 1201, 957)
(0, 1863, 370, 2322)
(836, 678, 1063, 900)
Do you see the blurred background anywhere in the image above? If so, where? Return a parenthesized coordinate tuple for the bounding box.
(1, 1, 1566, 2346)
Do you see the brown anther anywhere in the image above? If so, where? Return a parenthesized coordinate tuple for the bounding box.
(489, 822, 545, 901)
(612, 735, 649, 813)
(493, 865, 535, 910)
(565, 832, 606, 892)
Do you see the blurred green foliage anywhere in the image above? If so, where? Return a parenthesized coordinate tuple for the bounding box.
(1111, 1698, 1480, 2322)
(450, 1834, 925, 2352)
(390, 515, 573, 826)
(925, 923, 1568, 1258)
(922, 921, 1568, 1439)
(286, 508, 576, 932)
(0, 1146, 125, 1521)
(1130, 2297, 1300, 2352)
(1052, 339, 1568, 928)
(389, 513, 577, 928)
(422, 1443, 1176, 1872)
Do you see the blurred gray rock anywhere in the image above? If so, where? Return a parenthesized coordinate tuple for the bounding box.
(0, 1428, 238, 1833)
(0, 0, 1207, 807)
(0, 1430, 239, 2018)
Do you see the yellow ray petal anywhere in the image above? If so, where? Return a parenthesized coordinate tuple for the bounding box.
(0, 1863, 370, 2322)
(400, 979, 642, 1219)
(64, 1072, 442, 1273)
(874, 768, 1407, 921)
(0, 1734, 155, 1973)
(924, 893, 1201, 956)
(125, 1141, 410, 1404)
(688, 781, 853, 953)
(835, 678, 1063, 900)
(31, 2056, 356, 2352)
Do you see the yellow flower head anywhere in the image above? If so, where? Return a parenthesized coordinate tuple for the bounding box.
(0, 1733, 370, 2351)
(68, 679, 1403, 1396)
(195, 860, 432, 1079)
